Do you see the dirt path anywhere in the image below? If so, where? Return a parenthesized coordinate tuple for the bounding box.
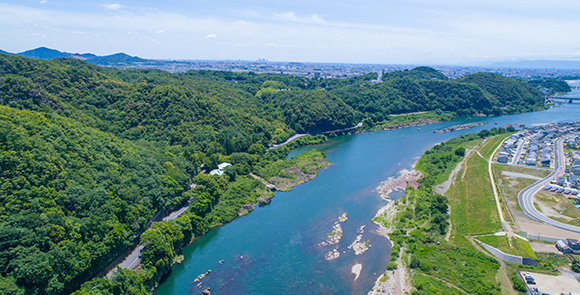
(249, 173, 277, 190)
(496, 265, 518, 295)
(420, 274, 469, 294)
(435, 146, 476, 196)
(436, 147, 478, 242)
(477, 151, 489, 162)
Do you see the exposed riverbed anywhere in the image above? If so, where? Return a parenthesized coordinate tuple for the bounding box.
(155, 102, 580, 295)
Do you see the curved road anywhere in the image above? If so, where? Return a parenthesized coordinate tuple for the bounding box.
(518, 138, 580, 233)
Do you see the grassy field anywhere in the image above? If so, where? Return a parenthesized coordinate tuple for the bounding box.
(480, 133, 511, 159)
(447, 140, 503, 240)
(411, 243, 501, 294)
(412, 273, 466, 295)
(534, 191, 580, 227)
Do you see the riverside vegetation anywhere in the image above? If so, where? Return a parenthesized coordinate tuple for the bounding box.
(374, 128, 568, 295)
(374, 129, 512, 295)
(0, 53, 552, 294)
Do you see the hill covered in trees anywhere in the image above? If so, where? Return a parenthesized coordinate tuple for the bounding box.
(0, 53, 548, 294)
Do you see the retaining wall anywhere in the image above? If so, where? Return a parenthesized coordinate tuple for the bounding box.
(474, 239, 538, 266)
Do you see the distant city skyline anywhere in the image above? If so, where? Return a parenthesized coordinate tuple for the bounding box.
(1, 0, 580, 65)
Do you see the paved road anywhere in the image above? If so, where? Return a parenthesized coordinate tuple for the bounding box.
(518, 138, 580, 233)
(510, 138, 526, 165)
(107, 203, 191, 278)
(266, 133, 309, 151)
(267, 119, 365, 151)
(106, 245, 144, 278)
(489, 137, 507, 230)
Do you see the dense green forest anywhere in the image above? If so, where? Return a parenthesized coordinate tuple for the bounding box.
(526, 78, 571, 94)
(0, 53, 550, 294)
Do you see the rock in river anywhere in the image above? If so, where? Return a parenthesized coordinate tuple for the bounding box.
(257, 196, 273, 206)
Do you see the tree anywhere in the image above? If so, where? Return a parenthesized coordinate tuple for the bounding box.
(0, 275, 24, 295)
(139, 228, 174, 273)
(248, 143, 266, 155)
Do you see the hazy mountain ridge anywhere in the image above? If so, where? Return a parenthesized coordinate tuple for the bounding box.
(489, 59, 580, 70)
(1, 46, 148, 65)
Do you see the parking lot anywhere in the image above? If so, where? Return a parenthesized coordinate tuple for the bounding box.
(522, 271, 580, 294)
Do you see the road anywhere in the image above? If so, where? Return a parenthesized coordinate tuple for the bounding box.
(489, 137, 507, 230)
(266, 133, 309, 151)
(518, 138, 580, 233)
(107, 245, 145, 278)
(510, 138, 526, 165)
(266, 119, 365, 151)
(107, 203, 191, 278)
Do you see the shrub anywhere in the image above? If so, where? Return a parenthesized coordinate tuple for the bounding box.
(509, 271, 527, 292)
(572, 261, 580, 273)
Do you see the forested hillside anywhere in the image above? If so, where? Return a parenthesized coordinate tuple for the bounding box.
(0, 106, 191, 294)
(0, 53, 548, 294)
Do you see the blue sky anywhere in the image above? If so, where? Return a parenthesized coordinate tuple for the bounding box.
(1, 0, 580, 64)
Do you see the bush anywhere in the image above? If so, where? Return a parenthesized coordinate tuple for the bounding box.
(410, 255, 421, 269)
(386, 262, 398, 270)
(509, 271, 527, 292)
(572, 261, 580, 273)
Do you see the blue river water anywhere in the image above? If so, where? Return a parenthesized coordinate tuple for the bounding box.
(155, 101, 580, 295)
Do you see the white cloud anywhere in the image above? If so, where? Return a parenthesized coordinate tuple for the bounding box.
(2, 2, 580, 63)
(273, 12, 325, 25)
(104, 4, 121, 10)
(39, 0, 47, 4)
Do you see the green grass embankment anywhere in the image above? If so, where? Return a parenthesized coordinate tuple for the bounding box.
(476, 235, 536, 259)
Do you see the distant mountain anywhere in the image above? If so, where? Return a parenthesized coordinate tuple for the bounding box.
(18, 46, 74, 59)
(0, 46, 151, 66)
(88, 52, 148, 65)
(70, 52, 98, 60)
(489, 60, 580, 70)
(0, 49, 9, 55)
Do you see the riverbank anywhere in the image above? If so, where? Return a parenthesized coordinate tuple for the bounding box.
(254, 150, 330, 192)
(375, 169, 423, 199)
(433, 122, 487, 133)
(367, 168, 424, 295)
(368, 129, 517, 295)
(368, 199, 410, 295)
(381, 119, 440, 131)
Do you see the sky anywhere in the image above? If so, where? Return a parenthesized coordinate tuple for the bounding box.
(1, 0, 580, 64)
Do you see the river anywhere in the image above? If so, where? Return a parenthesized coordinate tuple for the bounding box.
(155, 101, 580, 295)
